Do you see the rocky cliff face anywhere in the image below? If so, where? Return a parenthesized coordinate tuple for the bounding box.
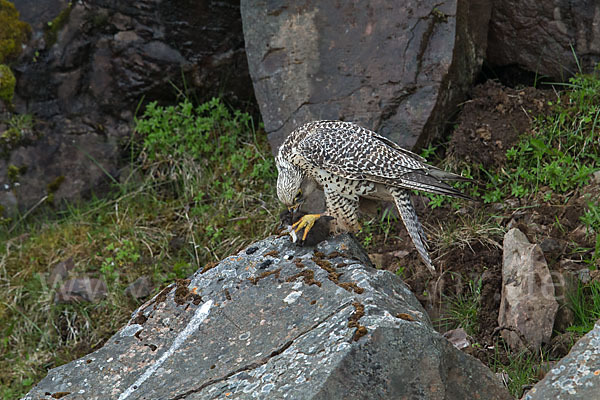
(2, 0, 253, 215)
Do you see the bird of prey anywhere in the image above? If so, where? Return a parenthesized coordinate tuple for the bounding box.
(275, 120, 471, 271)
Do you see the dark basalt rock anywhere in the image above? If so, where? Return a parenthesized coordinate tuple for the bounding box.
(22, 234, 511, 400)
(488, 0, 600, 80)
(241, 0, 491, 153)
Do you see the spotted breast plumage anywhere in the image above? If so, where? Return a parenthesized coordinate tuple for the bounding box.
(276, 120, 471, 271)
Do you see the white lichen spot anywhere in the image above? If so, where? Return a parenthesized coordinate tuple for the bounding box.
(242, 381, 260, 393)
(283, 291, 302, 304)
(261, 383, 274, 393)
(120, 324, 143, 337)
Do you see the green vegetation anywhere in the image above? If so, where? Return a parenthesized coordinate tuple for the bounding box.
(566, 279, 600, 334)
(492, 345, 552, 398)
(0, 0, 31, 63)
(0, 97, 278, 398)
(438, 276, 482, 336)
(0, 63, 15, 103)
(44, 2, 72, 48)
(483, 71, 600, 202)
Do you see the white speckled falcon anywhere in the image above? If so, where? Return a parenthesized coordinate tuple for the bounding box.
(276, 120, 471, 271)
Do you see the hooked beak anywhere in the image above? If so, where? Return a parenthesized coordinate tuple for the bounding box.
(287, 203, 301, 213)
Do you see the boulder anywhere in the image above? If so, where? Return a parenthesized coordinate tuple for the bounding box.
(498, 228, 558, 351)
(524, 320, 600, 400)
(488, 0, 600, 80)
(241, 0, 491, 153)
(23, 234, 511, 400)
(2, 0, 254, 214)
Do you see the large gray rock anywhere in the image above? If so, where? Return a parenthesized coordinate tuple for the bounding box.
(241, 0, 491, 153)
(499, 228, 558, 351)
(2, 0, 254, 214)
(23, 234, 511, 400)
(488, 0, 600, 80)
(524, 320, 600, 400)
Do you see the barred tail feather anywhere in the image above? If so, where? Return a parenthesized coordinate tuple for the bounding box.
(391, 189, 435, 272)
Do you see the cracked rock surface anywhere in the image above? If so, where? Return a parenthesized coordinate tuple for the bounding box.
(524, 321, 600, 400)
(22, 234, 511, 400)
(241, 0, 491, 152)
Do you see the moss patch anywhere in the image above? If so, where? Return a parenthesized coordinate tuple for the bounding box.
(44, 2, 73, 48)
(0, 0, 31, 63)
(0, 64, 15, 103)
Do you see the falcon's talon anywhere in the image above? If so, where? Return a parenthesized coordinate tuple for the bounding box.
(291, 213, 322, 241)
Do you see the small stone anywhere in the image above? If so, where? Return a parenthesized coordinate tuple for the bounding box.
(246, 246, 259, 255)
(443, 328, 471, 350)
(125, 276, 152, 299)
(55, 277, 107, 303)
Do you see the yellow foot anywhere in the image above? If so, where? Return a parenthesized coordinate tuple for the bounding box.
(291, 213, 322, 241)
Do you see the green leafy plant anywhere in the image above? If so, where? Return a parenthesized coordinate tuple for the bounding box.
(566, 279, 600, 334)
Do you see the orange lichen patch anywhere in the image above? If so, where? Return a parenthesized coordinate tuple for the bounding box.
(595, 370, 600, 376)
(286, 269, 322, 287)
(174, 279, 203, 305)
(191, 287, 198, 294)
(348, 302, 367, 341)
(353, 326, 368, 341)
(312, 255, 342, 283)
(247, 268, 282, 285)
(326, 251, 342, 259)
(396, 313, 415, 321)
(263, 250, 279, 257)
(50, 392, 71, 399)
(201, 261, 218, 274)
(338, 282, 364, 294)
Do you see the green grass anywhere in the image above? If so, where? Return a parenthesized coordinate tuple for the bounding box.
(491, 344, 552, 398)
(433, 275, 482, 336)
(0, 97, 279, 398)
(566, 279, 600, 334)
(482, 69, 600, 202)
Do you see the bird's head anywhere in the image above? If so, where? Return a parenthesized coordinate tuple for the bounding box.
(276, 158, 309, 212)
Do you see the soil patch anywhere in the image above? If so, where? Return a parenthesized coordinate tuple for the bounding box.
(448, 80, 556, 170)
